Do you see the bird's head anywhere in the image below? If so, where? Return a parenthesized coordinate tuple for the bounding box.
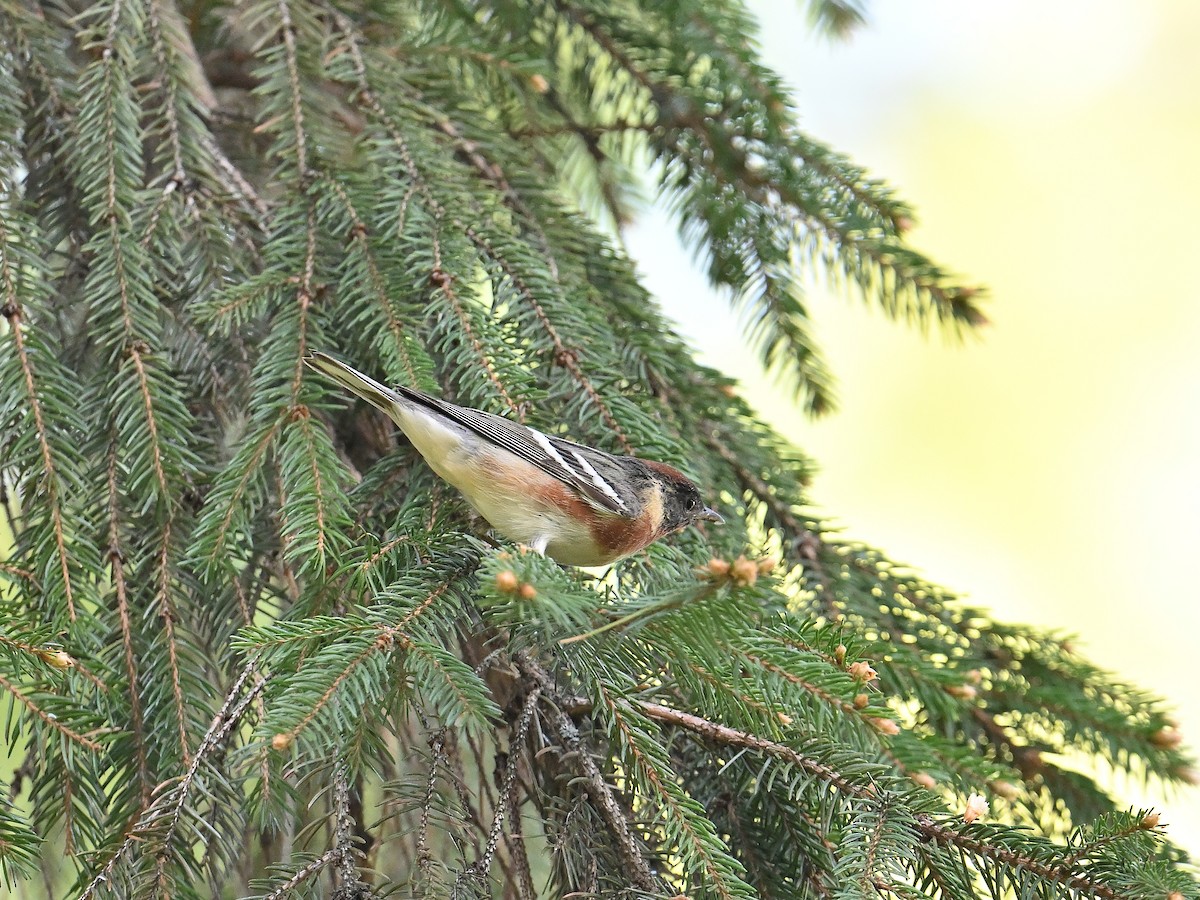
(643, 461, 723, 534)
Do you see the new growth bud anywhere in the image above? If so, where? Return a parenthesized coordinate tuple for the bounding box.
(989, 780, 1019, 800)
(730, 555, 758, 586)
(963, 793, 989, 824)
(848, 661, 878, 683)
(42, 649, 75, 669)
(1151, 727, 1184, 750)
(705, 557, 731, 578)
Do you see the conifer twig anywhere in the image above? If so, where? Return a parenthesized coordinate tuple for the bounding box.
(627, 699, 1129, 900)
(324, 9, 522, 417)
(261, 848, 343, 900)
(557, 0, 985, 330)
(107, 450, 151, 798)
(915, 817, 1125, 900)
(96, 3, 165, 503)
(465, 228, 635, 452)
(317, 173, 422, 384)
(332, 762, 363, 890)
(515, 653, 659, 893)
(275, 0, 308, 176)
(464, 686, 539, 886)
(78, 663, 267, 900)
(198, 131, 270, 225)
(0, 281, 75, 620)
(329, 9, 632, 446)
(0, 674, 100, 752)
(428, 112, 561, 281)
(429, 234, 521, 415)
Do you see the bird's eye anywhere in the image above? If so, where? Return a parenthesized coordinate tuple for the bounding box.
(686, 496, 698, 510)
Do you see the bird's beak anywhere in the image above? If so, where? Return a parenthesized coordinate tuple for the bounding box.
(699, 507, 724, 524)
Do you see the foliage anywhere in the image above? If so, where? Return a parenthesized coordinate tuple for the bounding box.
(0, 0, 1193, 897)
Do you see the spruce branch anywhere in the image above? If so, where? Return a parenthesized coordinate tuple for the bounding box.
(460, 227, 635, 451)
(542, 0, 984, 408)
(106, 451, 151, 802)
(315, 172, 424, 384)
(0, 2, 1193, 896)
(970, 707, 1044, 781)
(275, 0, 311, 178)
(428, 108, 563, 282)
(655, 705, 1144, 900)
(198, 131, 271, 226)
(516, 653, 660, 893)
(550, 691, 1156, 900)
(914, 817, 1128, 900)
(0, 674, 100, 753)
(260, 849, 344, 900)
(325, 9, 521, 414)
(0, 299, 76, 620)
(430, 238, 522, 415)
(76, 663, 267, 900)
(461, 686, 539, 887)
(805, 0, 869, 37)
(328, 8, 634, 447)
(142, 0, 188, 186)
(634, 700, 867, 800)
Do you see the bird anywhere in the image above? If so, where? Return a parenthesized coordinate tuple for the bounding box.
(306, 352, 723, 566)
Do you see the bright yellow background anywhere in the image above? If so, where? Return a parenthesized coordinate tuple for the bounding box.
(632, 1, 1200, 852)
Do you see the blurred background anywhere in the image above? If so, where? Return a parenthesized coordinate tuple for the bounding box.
(630, 0, 1200, 852)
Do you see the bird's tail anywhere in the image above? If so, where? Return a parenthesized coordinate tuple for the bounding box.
(305, 352, 403, 417)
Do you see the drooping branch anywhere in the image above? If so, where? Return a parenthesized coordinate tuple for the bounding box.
(515, 653, 661, 893)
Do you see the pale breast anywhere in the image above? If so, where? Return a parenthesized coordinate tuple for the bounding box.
(464, 451, 607, 562)
(391, 404, 634, 565)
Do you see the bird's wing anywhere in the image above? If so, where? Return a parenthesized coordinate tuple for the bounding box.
(393, 385, 638, 519)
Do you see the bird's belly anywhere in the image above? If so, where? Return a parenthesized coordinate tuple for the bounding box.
(401, 435, 605, 562)
(392, 410, 631, 566)
(472, 491, 607, 564)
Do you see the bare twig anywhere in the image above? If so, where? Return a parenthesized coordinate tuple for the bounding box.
(332, 762, 363, 890)
(476, 687, 539, 879)
(515, 654, 659, 892)
(262, 848, 343, 900)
